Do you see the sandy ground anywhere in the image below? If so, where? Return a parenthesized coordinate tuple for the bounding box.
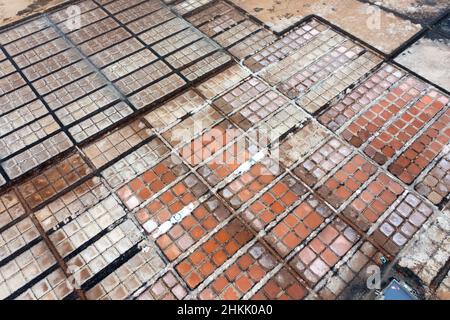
(395, 32, 450, 91)
(231, 0, 422, 54)
(366, 0, 449, 24)
(0, 0, 68, 27)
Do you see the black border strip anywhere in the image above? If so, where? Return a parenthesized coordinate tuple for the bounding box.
(20, 47, 83, 82)
(5, 263, 60, 300)
(81, 244, 142, 292)
(0, 236, 43, 268)
(4, 26, 64, 58)
(127, 10, 178, 37)
(0, 43, 78, 149)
